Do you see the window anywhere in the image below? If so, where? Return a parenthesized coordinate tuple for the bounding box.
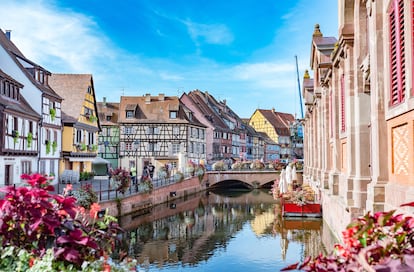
(13, 117, 18, 131)
(172, 143, 180, 154)
(126, 110, 134, 118)
(388, 0, 406, 106)
(88, 132, 94, 145)
(169, 111, 178, 119)
(173, 127, 180, 135)
(87, 86, 92, 94)
(106, 115, 111, 121)
(21, 161, 31, 175)
(76, 129, 82, 143)
(125, 126, 133, 134)
(125, 142, 133, 151)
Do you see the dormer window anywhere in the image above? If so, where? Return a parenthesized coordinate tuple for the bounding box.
(106, 115, 111, 121)
(169, 111, 178, 119)
(87, 86, 92, 94)
(126, 110, 134, 118)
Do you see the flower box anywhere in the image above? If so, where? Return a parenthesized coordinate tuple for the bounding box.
(282, 200, 322, 218)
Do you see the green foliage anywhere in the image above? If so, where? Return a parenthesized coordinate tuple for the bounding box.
(46, 140, 51, 154)
(52, 140, 57, 154)
(27, 132, 33, 148)
(50, 108, 56, 121)
(13, 130, 19, 144)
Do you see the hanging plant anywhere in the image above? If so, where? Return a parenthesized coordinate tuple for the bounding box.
(49, 108, 56, 121)
(52, 141, 57, 154)
(13, 130, 19, 144)
(81, 143, 87, 151)
(45, 140, 51, 154)
(27, 132, 33, 148)
(89, 115, 98, 123)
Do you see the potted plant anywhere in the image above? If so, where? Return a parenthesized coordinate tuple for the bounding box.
(52, 141, 57, 154)
(49, 108, 56, 121)
(45, 140, 51, 154)
(27, 132, 33, 148)
(12, 130, 19, 144)
(109, 167, 131, 194)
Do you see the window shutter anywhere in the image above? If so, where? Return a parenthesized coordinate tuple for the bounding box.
(388, 0, 406, 106)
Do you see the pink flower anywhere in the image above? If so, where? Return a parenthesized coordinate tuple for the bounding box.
(89, 203, 101, 219)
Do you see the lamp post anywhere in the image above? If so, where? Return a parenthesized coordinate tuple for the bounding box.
(134, 140, 140, 172)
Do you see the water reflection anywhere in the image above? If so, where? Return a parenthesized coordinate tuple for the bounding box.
(116, 189, 326, 271)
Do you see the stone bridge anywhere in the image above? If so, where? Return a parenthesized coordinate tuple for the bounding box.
(206, 170, 303, 189)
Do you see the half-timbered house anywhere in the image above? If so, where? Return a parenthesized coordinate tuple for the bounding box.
(118, 94, 206, 177)
(0, 69, 40, 185)
(0, 29, 63, 183)
(49, 74, 100, 179)
(97, 98, 119, 169)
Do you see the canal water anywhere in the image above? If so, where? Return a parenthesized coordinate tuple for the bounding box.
(116, 188, 327, 271)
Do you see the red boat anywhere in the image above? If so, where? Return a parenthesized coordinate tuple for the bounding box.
(281, 199, 322, 218)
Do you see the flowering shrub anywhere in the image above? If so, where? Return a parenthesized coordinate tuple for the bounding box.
(0, 174, 124, 270)
(212, 160, 225, 171)
(195, 164, 205, 182)
(110, 167, 131, 194)
(250, 160, 265, 170)
(138, 178, 153, 193)
(69, 183, 98, 209)
(174, 171, 184, 182)
(282, 202, 414, 271)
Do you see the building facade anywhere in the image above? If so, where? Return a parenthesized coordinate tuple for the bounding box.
(49, 74, 100, 176)
(303, 0, 414, 240)
(0, 29, 63, 184)
(118, 94, 206, 176)
(97, 98, 120, 169)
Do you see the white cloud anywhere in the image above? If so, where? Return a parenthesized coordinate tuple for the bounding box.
(185, 20, 234, 45)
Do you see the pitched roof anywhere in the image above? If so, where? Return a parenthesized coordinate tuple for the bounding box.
(0, 29, 62, 100)
(257, 109, 294, 136)
(97, 101, 119, 126)
(186, 90, 230, 131)
(118, 94, 204, 126)
(49, 74, 94, 119)
(0, 69, 40, 119)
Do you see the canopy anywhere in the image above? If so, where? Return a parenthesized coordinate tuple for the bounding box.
(92, 157, 111, 165)
(285, 164, 292, 185)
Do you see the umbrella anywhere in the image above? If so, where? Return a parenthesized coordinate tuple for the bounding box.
(292, 165, 298, 181)
(285, 164, 292, 185)
(279, 169, 288, 194)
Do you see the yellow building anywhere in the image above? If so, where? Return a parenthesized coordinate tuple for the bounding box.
(49, 74, 100, 177)
(249, 109, 294, 160)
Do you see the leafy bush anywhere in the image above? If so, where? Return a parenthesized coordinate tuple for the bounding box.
(110, 167, 131, 194)
(69, 183, 98, 209)
(282, 202, 414, 271)
(0, 174, 122, 269)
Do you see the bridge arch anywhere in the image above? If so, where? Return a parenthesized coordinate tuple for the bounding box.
(206, 171, 281, 189)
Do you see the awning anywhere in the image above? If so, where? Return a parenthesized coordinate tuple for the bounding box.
(68, 157, 95, 162)
(92, 157, 111, 165)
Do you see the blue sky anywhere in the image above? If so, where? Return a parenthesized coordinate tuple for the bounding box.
(0, 0, 338, 118)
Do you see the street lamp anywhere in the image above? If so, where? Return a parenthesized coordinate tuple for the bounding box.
(134, 140, 140, 178)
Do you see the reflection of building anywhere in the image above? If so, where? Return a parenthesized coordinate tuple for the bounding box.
(249, 209, 276, 235)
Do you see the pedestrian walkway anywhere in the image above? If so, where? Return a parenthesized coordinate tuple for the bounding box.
(53, 174, 188, 201)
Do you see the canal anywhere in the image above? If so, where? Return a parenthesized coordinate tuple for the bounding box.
(115, 188, 327, 271)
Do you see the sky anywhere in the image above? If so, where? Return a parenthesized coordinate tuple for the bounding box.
(0, 0, 338, 118)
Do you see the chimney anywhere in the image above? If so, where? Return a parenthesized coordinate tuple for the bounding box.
(145, 93, 151, 104)
(158, 93, 165, 101)
(5, 30, 11, 40)
(103, 97, 107, 106)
